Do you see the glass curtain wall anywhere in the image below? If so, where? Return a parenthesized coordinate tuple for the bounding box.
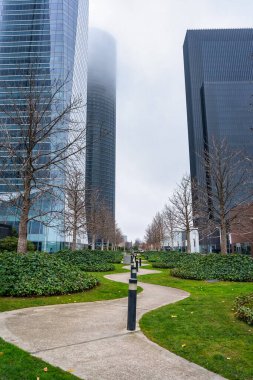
(0, 0, 88, 251)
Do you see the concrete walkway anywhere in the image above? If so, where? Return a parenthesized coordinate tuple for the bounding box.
(0, 266, 226, 380)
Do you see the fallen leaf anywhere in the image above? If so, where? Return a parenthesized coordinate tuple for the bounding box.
(43, 367, 48, 372)
(0, 352, 4, 356)
(171, 315, 177, 318)
(227, 357, 231, 360)
(37, 377, 40, 380)
(67, 369, 75, 373)
(181, 344, 187, 347)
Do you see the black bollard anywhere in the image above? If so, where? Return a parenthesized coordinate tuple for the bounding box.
(131, 255, 134, 263)
(131, 264, 137, 279)
(136, 258, 139, 272)
(127, 278, 137, 331)
(139, 257, 142, 267)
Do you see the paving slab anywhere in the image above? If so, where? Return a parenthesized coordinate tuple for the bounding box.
(0, 266, 226, 380)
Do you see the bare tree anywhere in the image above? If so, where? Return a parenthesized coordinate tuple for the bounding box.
(169, 175, 194, 253)
(163, 204, 176, 250)
(114, 225, 124, 251)
(98, 204, 114, 251)
(63, 163, 86, 251)
(196, 139, 252, 254)
(0, 68, 86, 253)
(145, 212, 165, 250)
(85, 189, 103, 251)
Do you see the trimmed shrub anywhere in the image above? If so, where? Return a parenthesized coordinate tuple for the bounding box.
(151, 252, 193, 268)
(143, 251, 166, 262)
(99, 251, 123, 263)
(0, 236, 35, 252)
(171, 254, 253, 282)
(234, 293, 253, 325)
(55, 250, 115, 272)
(0, 252, 98, 297)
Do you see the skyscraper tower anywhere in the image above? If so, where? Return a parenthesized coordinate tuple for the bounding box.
(183, 29, 253, 185)
(85, 28, 117, 222)
(0, 0, 89, 251)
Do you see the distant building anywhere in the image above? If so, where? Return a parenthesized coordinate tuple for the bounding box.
(183, 29, 253, 186)
(85, 28, 117, 235)
(165, 229, 199, 253)
(230, 203, 253, 255)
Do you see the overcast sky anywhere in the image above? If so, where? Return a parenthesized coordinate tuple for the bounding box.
(89, 0, 253, 242)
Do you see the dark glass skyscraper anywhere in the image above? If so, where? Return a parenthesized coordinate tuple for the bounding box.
(0, 0, 89, 251)
(85, 28, 116, 221)
(183, 29, 253, 185)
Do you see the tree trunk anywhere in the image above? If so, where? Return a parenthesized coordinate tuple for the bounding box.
(72, 224, 77, 251)
(186, 229, 191, 253)
(220, 225, 227, 254)
(17, 186, 30, 253)
(101, 238, 104, 251)
(17, 212, 29, 253)
(107, 239, 109, 250)
(91, 234, 96, 251)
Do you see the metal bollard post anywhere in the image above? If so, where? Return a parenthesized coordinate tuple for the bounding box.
(131, 264, 137, 279)
(131, 255, 134, 263)
(127, 278, 137, 331)
(136, 258, 139, 272)
(139, 257, 142, 267)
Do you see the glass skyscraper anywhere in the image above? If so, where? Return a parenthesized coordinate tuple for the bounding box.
(0, 0, 89, 251)
(183, 29, 253, 185)
(85, 28, 116, 225)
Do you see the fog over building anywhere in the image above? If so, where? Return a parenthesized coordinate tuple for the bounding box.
(85, 28, 117, 228)
(0, 0, 89, 251)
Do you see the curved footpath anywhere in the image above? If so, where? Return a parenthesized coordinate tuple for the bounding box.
(0, 266, 225, 380)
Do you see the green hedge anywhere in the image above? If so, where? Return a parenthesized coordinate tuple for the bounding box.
(234, 293, 253, 325)
(55, 250, 116, 272)
(171, 254, 253, 282)
(0, 252, 98, 297)
(142, 251, 166, 262)
(0, 236, 35, 252)
(151, 252, 193, 268)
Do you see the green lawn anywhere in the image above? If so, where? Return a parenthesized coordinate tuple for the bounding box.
(139, 269, 253, 380)
(0, 338, 80, 380)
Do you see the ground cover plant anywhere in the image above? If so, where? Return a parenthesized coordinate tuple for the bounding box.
(234, 293, 253, 325)
(0, 264, 132, 312)
(0, 236, 35, 252)
(55, 250, 123, 271)
(151, 252, 192, 268)
(139, 269, 253, 380)
(0, 337, 79, 379)
(0, 251, 98, 297)
(171, 253, 253, 281)
(145, 251, 253, 281)
(142, 251, 166, 262)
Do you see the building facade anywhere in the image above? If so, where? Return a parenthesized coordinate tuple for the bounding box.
(183, 29, 253, 252)
(0, 0, 89, 251)
(85, 28, 116, 229)
(183, 29, 253, 185)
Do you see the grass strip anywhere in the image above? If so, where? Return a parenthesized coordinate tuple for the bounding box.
(0, 338, 80, 379)
(139, 269, 253, 380)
